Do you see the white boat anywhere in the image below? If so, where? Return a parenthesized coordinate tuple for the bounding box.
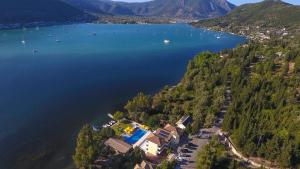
(216, 36, 221, 39)
(21, 40, 26, 45)
(163, 39, 170, 44)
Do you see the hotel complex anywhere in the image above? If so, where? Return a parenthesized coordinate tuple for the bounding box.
(104, 115, 191, 158)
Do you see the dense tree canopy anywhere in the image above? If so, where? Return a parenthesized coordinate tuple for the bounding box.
(73, 125, 115, 168)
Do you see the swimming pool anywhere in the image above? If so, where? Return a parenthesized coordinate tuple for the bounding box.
(123, 128, 147, 144)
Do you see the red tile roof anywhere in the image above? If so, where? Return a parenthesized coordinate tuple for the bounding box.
(105, 138, 132, 154)
(147, 133, 165, 146)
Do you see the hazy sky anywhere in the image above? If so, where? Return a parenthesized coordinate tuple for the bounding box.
(114, 0, 300, 5)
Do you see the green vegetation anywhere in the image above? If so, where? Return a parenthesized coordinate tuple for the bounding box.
(73, 125, 115, 168)
(111, 120, 132, 136)
(123, 39, 300, 167)
(222, 42, 300, 168)
(191, 1, 300, 167)
(157, 160, 177, 169)
(106, 148, 145, 169)
(74, 1, 300, 168)
(113, 111, 125, 121)
(193, 0, 300, 34)
(196, 137, 246, 169)
(124, 52, 226, 132)
(74, 39, 300, 168)
(125, 92, 152, 121)
(73, 125, 145, 169)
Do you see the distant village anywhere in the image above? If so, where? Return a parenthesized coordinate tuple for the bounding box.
(216, 25, 291, 42)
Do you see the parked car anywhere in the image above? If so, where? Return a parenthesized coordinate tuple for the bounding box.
(176, 156, 183, 162)
(197, 130, 203, 137)
(181, 148, 189, 153)
(188, 143, 197, 147)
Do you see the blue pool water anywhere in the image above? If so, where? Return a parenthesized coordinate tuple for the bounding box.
(123, 128, 147, 144)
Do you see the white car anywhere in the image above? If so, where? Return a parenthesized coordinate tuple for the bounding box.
(176, 156, 183, 162)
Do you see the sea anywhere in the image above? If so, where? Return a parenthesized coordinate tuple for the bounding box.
(0, 23, 246, 169)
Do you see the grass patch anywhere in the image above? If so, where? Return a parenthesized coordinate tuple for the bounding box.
(111, 120, 132, 136)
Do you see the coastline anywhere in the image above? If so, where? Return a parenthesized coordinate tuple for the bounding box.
(0, 22, 247, 169)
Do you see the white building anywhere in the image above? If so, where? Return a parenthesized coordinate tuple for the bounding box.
(176, 115, 192, 129)
(139, 124, 181, 156)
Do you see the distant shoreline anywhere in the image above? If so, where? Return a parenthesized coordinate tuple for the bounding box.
(0, 16, 199, 31)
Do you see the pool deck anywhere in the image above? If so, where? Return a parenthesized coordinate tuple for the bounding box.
(133, 131, 151, 148)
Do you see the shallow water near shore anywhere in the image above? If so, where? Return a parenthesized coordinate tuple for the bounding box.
(0, 23, 246, 169)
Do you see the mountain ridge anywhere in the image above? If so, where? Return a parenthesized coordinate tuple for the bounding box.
(64, 0, 236, 19)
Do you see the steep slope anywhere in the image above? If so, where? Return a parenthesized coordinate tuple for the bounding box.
(191, 1, 300, 168)
(64, 0, 235, 19)
(0, 0, 92, 24)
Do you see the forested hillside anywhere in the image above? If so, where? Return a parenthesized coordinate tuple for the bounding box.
(193, 0, 300, 38)
(194, 0, 300, 28)
(101, 36, 300, 168)
(191, 0, 300, 168)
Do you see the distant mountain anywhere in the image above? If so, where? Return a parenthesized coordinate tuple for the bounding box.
(194, 0, 300, 32)
(0, 0, 92, 24)
(64, 0, 236, 19)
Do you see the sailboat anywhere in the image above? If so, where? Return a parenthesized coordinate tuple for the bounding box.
(21, 34, 26, 45)
(55, 37, 61, 42)
(164, 39, 170, 44)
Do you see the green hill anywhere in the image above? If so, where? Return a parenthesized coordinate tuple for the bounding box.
(193, 0, 300, 35)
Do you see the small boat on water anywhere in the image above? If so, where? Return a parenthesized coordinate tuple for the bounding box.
(216, 36, 221, 39)
(164, 39, 170, 44)
(32, 49, 38, 54)
(21, 40, 26, 45)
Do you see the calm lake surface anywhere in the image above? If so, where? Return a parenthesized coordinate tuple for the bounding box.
(0, 23, 246, 169)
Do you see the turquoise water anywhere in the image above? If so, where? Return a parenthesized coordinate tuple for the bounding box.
(0, 23, 246, 169)
(123, 128, 147, 145)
